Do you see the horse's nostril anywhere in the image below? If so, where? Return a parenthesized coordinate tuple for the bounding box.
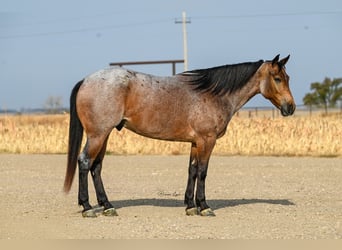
(288, 104, 293, 114)
(289, 103, 296, 115)
(281, 103, 295, 116)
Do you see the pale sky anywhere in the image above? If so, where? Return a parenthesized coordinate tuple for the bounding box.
(1, 0, 341, 110)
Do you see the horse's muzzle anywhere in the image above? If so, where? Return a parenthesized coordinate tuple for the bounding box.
(280, 103, 295, 116)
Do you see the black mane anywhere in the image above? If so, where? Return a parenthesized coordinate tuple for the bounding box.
(181, 60, 264, 95)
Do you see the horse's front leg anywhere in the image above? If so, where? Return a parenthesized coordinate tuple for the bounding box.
(184, 143, 199, 216)
(195, 136, 216, 216)
(195, 161, 215, 216)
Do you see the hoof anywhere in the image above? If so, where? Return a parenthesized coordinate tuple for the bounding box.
(82, 209, 97, 218)
(200, 208, 216, 217)
(185, 207, 199, 216)
(102, 207, 118, 216)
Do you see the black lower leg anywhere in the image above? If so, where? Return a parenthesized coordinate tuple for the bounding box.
(79, 170, 92, 211)
(78, 153, 92, 212)
(185, 144, 199, 210)
(195, 166, 210, 211)
(91, 162, 113, 210)
(184, 162, 197, 209)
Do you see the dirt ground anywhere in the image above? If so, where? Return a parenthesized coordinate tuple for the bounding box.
(1, 154, 342, 239)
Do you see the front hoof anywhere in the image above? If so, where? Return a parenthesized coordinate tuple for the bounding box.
(82, 209, 97, 218)
(200, 208, 216, 217)
(103, 207, 118, 216)
(185, 207, 199, 216)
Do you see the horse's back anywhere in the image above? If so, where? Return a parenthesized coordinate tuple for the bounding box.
(83, 67, 131, 87)
(82, 67, 178, 90)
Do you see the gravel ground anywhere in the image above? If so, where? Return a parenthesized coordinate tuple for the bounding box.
(1, 154, 342, 239)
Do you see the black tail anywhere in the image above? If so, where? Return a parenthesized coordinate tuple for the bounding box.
(64, 80, 84, 193)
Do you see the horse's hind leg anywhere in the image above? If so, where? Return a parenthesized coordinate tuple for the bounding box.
(78, 142, 95, 217)
(90, 136, 118, 216)
(78, 135, 108, 217)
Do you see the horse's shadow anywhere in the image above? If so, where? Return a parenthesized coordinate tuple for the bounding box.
(92, 198, 294, 212)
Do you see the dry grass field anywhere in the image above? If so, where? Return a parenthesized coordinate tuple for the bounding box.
(0, 112, 341, 157)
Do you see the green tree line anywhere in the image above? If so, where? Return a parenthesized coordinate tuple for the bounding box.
(303, 77, 342, 113)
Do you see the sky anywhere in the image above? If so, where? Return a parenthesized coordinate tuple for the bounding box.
(1, 0, 341, 110)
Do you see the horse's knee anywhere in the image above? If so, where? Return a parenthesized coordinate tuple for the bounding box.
(78, 153, 91, 171)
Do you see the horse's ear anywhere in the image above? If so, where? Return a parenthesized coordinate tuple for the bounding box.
(279, 54, 290, 67)
(272, 54, 280, 66)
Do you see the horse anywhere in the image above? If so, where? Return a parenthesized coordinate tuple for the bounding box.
(63, 54, 295, 217)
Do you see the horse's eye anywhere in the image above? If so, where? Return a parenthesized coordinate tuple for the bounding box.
(274, 77, 281, 84)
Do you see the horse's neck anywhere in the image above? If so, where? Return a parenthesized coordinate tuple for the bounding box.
(225, 78, 261, 115)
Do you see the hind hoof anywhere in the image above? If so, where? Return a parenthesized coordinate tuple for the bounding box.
(200, 208, 216, 217)
(82, 209, 97, 218)
(185, 207, 199, 216)
(103, 208, 118, 216)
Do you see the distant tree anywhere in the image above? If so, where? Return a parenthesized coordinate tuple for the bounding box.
(303, 77, 342, 114)
(44, 96, 63, 114)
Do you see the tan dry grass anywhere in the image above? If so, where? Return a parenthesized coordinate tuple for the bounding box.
(0, 114, 68, 154)
(0, 113, 341, 156)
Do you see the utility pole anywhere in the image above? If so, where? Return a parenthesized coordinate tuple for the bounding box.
(175, 11, 191, 71)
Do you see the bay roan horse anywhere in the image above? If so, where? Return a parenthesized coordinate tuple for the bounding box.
(64, 54, 295, 217)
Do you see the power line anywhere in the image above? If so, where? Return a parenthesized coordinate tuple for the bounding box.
(0, 18, 172, 39)
(0, 10, 139, 29)
(1, 10, 340, 40)
(192, 10, 342, 20)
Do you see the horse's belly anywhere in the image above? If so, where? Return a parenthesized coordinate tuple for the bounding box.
(123, 117, 195, 142)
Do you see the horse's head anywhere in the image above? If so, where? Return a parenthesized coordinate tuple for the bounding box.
(259, 54, 296, 116)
